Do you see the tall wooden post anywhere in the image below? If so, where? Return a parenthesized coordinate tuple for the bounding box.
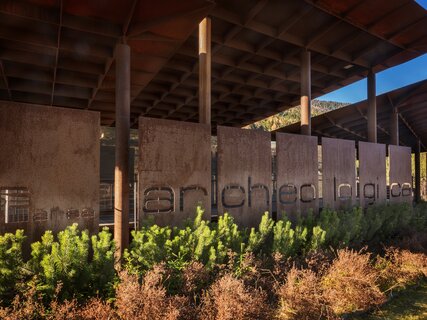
(300, 49, 311, 135)
(199, 17, 211, 124)
(390, 107, 399, 145)
(114, 43, 130, 260)
(367, 69, 377, 143)
(415, 139, 421, 203)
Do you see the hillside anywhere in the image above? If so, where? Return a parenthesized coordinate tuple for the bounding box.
(246, 100, 349, 131)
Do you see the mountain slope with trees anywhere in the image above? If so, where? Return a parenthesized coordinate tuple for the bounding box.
(247, 100, 349, 131)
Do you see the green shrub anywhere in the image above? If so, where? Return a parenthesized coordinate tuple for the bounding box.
(272, 219, 296, 257)
(28, 224, 115, 301)
(246, 212, 274, 254)
(309, 226, 326, 252)
(124, 224, 171, 275)
(318, 208, 341, 247)
(89, 227, 116, 298)
(125, 207, 242, 276)
(339, 206, 365, 246)
(214, 213, 243, 256)
(29, 225, 91, 300)
(412, 201, 427, 231)
(0, 230, 26, 301)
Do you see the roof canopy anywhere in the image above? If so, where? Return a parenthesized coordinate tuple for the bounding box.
(275, 79, 427, 152)
(0, 0, 426, 127)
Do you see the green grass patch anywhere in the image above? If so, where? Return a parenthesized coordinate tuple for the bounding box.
(350, 280, 427, 320)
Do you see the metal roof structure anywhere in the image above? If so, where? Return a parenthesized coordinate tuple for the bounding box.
(0, 0, 427, 127)
(274, 79, 427, 152)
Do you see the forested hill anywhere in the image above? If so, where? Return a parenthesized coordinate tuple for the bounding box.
(246, 100, 349, 131)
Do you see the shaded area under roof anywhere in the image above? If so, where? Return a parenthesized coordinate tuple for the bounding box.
(274, 79, 427, 152)
(0, 0, 426, 127)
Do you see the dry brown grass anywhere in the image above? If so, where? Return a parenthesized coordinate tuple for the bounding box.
(0, 290, 45, 320)
(376, 248, 427, 292)
(115, 265, 183, 320)
(199, 273, 271, 320)
(1, 248, 426, 320)
(181, 261, 211, 296)
(77, 298, 117, 320)
(276, 267, 336, 320)
(321, 249, 385, 315)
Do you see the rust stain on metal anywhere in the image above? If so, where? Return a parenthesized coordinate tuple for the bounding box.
(139, 117, 211, 226)
(322, 137, 356, 210)
(0, 101, 100, 241)
(358, 141, 386, 208)
(276, 133, 318, 221)
(217, 126, 272, 227)
(389, 145, 412, 204)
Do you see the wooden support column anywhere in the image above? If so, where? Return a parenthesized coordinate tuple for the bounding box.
(114, 43, 130, 260)
(367, 69, 377, 143)
(415, 139, 421, 203)
(390, 107, 399, 145)
(300, 49, 311, 135)
(199, 17, 211, 124)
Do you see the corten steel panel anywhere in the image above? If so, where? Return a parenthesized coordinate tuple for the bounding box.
(322, 137, 356, 210)
(138, 117, 211, 226)
(217, 126, 272, 227)
(389, 145, 413, 204)
(276, 133, 318, 221)
(0, 101, 100, 240)
(358, 142, 387, 208)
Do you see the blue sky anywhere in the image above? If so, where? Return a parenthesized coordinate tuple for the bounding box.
(319, 0, 427, 103)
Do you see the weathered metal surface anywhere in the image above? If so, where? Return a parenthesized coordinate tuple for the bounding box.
(115, 43, 131, 258)
(322, 137, 356, 210)
(139, 117, 211, 226)
(0, 101, 100, 240)
(389, 145, 412, 204)
(217, 126, 272, 227)
(276, 133, 318, 220)
(358, 141, 386, 208)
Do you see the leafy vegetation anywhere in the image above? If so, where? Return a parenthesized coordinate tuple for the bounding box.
(245, 100, 349, 132)
(0, 202, 426, 319)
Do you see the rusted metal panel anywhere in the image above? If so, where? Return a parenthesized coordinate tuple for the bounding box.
(389, 145, 412, 204)
(217, 126, 272, 227)
(276, 133, 318, 220)
(322, 137, 356, 210)
(358, 141, 386, 208)
(0, 101, 100, 240)
(138, 117, 211, 226)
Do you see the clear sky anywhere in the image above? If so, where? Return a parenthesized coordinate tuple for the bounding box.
(318, 0, 427, 103)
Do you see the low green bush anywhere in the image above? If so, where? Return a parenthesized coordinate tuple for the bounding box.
(28, 225, 115, 302)
(0, 230, 26, 302)
(0, 202, 426, 306)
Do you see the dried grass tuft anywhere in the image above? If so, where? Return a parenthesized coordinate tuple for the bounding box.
(115, 264, 182, 320)
(321, 249, 385, 315)
(376, 247, 427, 292)
(199, 273, 271, 320)
(276, 267, 336, 320)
